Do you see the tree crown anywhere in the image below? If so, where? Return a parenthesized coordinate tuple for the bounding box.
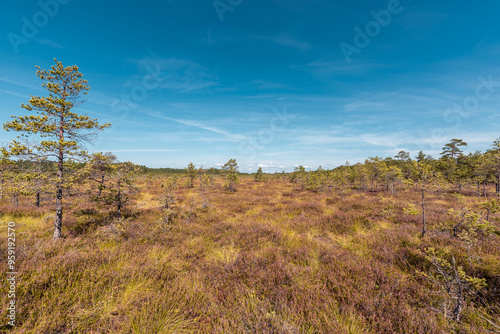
(3, 59, 110, 161)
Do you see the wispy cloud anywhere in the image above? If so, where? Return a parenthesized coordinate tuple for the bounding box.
(0, 88, 29, 99)
(101, 149, 181, 153)
(75, 107, 159, 130)
(361, 132, 412, 149)
(34, 38, 63, 49)
(142, 109, 246, 141)
(0, 70, 42, 92)
(272, 33, 313, 51)
(213, 33, 313, 51)
(250, 80, 293, 90)
(303, 56, 387, 77)
(248, 33, 313, 51)
(127, 56, 220, 93)
(397, 11, 452, 31)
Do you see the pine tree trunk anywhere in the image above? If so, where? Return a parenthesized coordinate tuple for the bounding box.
(421, 183, 426, 237)
(0, 175, 3, 200)
(496, 156, 500, 196)
(97, 174, 105, 197)
(117, 188, 122, 219)
(117, 201, 122, 219)
(496, 156, 500, 195)
(54, 177, 63, 238)
(53, 135, 64, 239)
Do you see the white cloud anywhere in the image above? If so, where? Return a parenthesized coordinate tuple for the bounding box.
(0, 89, 29, 99)
(127, 56, 219, 93)
(101, 149, 181, 153)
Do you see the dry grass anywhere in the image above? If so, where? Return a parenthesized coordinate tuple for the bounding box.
(0, 176, 499, 333)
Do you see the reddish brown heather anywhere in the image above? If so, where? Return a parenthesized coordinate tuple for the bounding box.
(0, 176, 498, 333)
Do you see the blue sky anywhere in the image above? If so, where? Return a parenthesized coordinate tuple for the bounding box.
(1, 0, 500, 172)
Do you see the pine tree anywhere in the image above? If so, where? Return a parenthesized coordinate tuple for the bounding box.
(160, 176, 178, 231)
(83, 152, 117, 198)
(2, 59, 110, 238)
(411, 161, 441, 237)
(291, 165, 307, 189)
(254, 166, 264, 182)
(489, 138, 500, 195)
(221, 159, 239, 192)
(19, 159, 51, 207)
(198, 167, 211, 209)
(185, 162, 197, 188)
(439, 139, 468, 193)
(103, 162, 139, 219)
(0, 151, 14, 201)
(441, 139, 468, 159)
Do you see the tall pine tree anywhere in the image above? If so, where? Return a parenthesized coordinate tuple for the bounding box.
(2, 59, 110, 239)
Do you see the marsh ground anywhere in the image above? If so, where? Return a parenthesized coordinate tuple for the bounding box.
(0, 176, 499, 333)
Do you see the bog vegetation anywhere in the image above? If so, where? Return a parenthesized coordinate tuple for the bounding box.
(0, 61, 499, 333)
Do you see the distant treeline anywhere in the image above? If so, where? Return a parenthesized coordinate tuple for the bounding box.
(139, 166, 192, 175)
(139, 166, 226, 176)
(3, 161, 243, 176)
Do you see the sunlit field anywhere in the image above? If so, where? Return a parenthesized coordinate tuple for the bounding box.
(1, 174, 498, 333)
(3, 0, 500, 333)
